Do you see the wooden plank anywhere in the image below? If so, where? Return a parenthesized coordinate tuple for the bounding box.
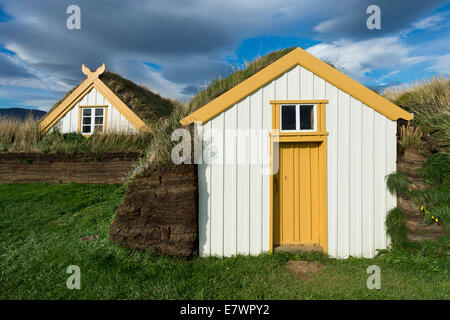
(349, 98, 362, 256)
(249, 90, 263, 255)
(237, 98, 250, 254)
(337, 91, 350, 258)
(210, 114, 224, 256)
(223, 106, 237, 256)
(311, 143, 320, 244)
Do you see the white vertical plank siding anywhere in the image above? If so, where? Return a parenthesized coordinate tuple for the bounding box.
(198, 121, 211, 256)
(288, 66, 300, 99)
(374, 112, 388, 252)
(325, 83, 338, 257)
(337, 91, 351, 258)
(261, 82, 275, 252)
(236, 98, 251, 255)
(385, 120, 397, 247)
(223, 106, 237, 256)
(210, 114, 224, 256)
(198, 65, 398, 258)
(349, 98, 362, 257)
(55, 88, 137, 133)
(300, 67, 313, 99)
(249, 90, 263, 255)
(361, 107, 375, 257)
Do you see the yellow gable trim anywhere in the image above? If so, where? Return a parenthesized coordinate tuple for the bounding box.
(40, 78, 94, 132)
(40, 64, 151, 133)
(93, 79, 151, 133)
(180, 47, 413, 125)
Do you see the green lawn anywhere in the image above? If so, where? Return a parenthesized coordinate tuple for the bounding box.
(0, 183, 448, 300)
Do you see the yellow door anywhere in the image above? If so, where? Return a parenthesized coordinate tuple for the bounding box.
(274, 142, 321, 246)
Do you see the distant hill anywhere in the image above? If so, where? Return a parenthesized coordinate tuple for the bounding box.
(0, 108, 46, 121)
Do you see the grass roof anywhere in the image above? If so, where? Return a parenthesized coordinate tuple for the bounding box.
(189, 47, 296, 110)
(45, 71, 175, 125)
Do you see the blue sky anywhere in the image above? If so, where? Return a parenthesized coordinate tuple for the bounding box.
(0, 0, 448, 111)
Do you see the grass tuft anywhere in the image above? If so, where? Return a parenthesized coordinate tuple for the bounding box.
(419, 152, 449, 186)
(385, 208, 407, 249)
(386, 172, 410, 197)
(398, 124, 425, 152)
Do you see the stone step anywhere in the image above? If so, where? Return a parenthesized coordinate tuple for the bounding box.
(274, 244, 323, 253)
(405, 220, 446, 235)
(397, 197, 420, 216)
(407, 233, 439, 243)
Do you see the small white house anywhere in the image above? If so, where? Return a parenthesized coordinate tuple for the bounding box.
(40, 64, 154, 134)
(181, 47, 413, 259)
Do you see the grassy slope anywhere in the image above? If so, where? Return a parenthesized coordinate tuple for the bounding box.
(190, 48, 295, 110)
(0, 183, 448, 299)
(384, 76, 450, 231)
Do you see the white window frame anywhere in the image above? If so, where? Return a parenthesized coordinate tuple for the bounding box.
(280, 104, 316, 133)
(80, 106, 106, 135)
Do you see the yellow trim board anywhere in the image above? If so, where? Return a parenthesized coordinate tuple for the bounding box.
(270, 100, 328, 104)
(181, 47, 413, 125)
(40, 64, 151, 133)
(93, 78, 151, 132)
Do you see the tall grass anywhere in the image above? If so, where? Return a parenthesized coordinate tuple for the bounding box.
(0, 116, 42, 152)
(0, 116, 151, 154)
(398, 124, 425, 152)
(129, 101, 192, 179)
(383, 75, 450, 154)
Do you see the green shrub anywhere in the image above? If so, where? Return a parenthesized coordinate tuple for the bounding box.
(419, 152, 449, 185)
(385, 208, 407, 249)
(386, 172, 409, 196)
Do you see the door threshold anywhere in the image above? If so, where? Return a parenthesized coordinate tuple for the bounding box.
(274, 244, 323, 253)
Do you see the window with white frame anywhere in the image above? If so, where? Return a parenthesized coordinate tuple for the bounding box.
(81, 107, 105, 134)
(280, 104, 316, 132)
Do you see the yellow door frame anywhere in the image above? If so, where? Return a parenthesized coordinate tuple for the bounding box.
(269, 100, 328, 253)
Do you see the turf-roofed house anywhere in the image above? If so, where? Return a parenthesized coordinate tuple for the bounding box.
(40, 64, 173, 134)
(181, 47, 414, 259)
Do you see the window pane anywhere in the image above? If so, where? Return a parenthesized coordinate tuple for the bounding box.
(281, 105, 296, 130)
(95, 117, 103, 124)
(95, 108, 103, 116)
(82, 125, 91, 133)
(82, 108, 91, 116)
(83, 117, 91, 125)
(300, 105, 314, 130)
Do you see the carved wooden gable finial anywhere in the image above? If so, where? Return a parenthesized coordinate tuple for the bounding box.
(81, 63, 106, 78)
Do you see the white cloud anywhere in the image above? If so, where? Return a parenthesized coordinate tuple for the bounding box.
(412, 12, 447, 30)
(306, 37, 427, 81)
(427, 53, 450, 73)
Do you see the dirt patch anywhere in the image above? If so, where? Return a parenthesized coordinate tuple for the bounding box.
(285, 260, 323, 281)
(79, 235, 99, 242)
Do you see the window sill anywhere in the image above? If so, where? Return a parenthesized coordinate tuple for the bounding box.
(270, 131, 328, 142)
